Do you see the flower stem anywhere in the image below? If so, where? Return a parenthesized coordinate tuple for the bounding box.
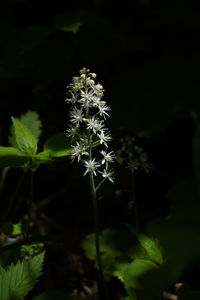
(89, 170, 109, 300)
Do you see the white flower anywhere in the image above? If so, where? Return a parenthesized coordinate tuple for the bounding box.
(98, 103, 110, 119)
(98, 130, 112, 147)
(100, 150, 115, 167)
(66, 124, 79, 139)
(93, 84, 104, 97)
(70, 107, 84, 124)
(79, 90, 94, 106)
(84, 159, 100, 176)
(99, 168, 114, 183)
(71, 142, 89, 162)
(71, 76, 84, 91)
(86, 117, 105, 134)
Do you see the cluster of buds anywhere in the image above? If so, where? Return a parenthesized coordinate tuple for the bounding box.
(66, 68, 115, 183)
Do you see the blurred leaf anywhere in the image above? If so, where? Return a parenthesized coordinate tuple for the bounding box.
(0, 146, 30, 168)
(34, 151, 53, 164)
(53, 12, 83, 34)
(44, 132, 72, 157)
(58, 22, 82, 33)
(126, 225, 163, 264)
(120, 259, 157, 289)
(81, 228, 136, 258)
(11, 117, 37, 156)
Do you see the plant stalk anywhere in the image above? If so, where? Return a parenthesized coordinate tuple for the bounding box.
(89, 170, 109, 300)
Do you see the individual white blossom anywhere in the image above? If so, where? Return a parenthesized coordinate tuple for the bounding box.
(98, 130, 112, 147)
(71, 142, 89, 162)
(98, 103, 110, 119)
(84, 159, 100, 176)
(66, 124, 79, 139)
(86, 117, 104, 134)
(70, 107, 84, 124)
(99, 169, 114, 183)
(79, 90, 95, 106)
(100, 150, 115, 167)
(66, 67, 115, 183)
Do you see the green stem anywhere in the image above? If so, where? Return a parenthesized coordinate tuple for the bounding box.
(95, 177, 107, 193)
(89, 170, 109, 300)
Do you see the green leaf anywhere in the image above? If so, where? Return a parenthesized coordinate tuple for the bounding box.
(0, 147, 30, 168)
(58, 22, 82, 33)
(82, 228, 135, 258)
(11, 117, 37, 156)
(44, 132, 72, 157)
(122, 259, 157, 289)
(53, 12, 82, 34)
(126, 225, 163, 264)
(34, 151, 53, 164)
(0, 252, 44, 300)
(9, 111, 42, 147)
(19, 111, 42, 141)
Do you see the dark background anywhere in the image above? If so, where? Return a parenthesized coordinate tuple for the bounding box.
(1, 0, 200, 298)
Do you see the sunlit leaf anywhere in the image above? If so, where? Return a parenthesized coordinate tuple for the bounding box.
(11, 117, 37, 156)
(126, 225, 163, 264)
(9, 111, 42, 147)
(0, 146, 30, 168)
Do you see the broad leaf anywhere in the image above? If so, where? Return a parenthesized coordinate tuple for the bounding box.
(9, 111, 42, 147)
(126, 225, 163, 264)
(19, 111, 42, 141)
(0, 146, 30, 168)
(11, 117, 37, 156)
(122, 259, 157, 289)
(44, 132, 72, 157)
(0, 252, 44, 300)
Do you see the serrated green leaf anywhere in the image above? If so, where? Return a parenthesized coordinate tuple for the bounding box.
(19, 111, 42, 141)
(11, 117, 37, 156)
(44, 132, 72, 157)
(9, 111, 42, 147)
(0, 252, 44, 300)
(0, 147, 30, 168)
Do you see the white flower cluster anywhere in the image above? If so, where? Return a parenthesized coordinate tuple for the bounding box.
(66, 67, 115, 183)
